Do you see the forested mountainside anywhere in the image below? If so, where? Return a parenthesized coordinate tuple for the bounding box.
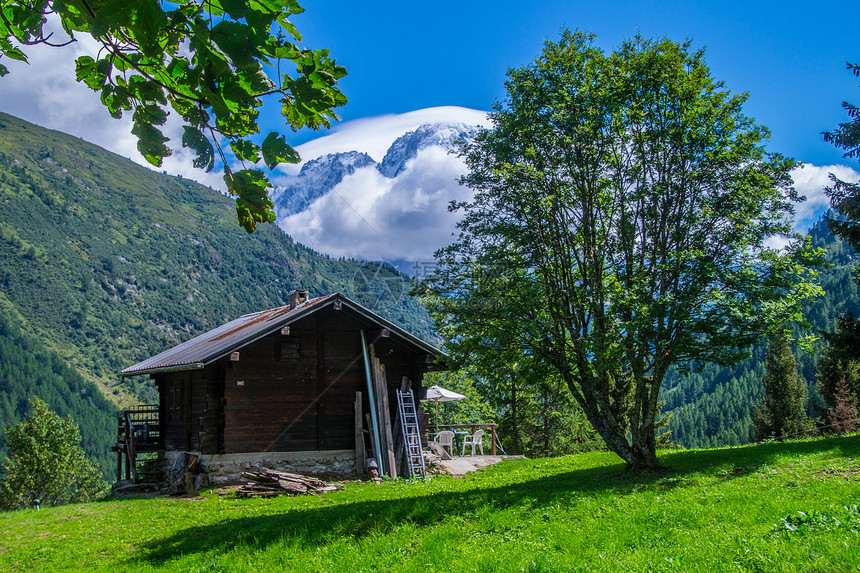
(662, 217, 860, 448)
(0, 111, 432, 466)
(0, 312, 115, 476)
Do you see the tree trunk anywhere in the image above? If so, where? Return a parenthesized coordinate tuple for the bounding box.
(510, 370, 520, 454)
(562, 369, 665, 472)
(628, 440, 661, 471)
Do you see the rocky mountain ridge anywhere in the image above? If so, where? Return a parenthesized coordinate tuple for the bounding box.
(273, 122, 481, 217)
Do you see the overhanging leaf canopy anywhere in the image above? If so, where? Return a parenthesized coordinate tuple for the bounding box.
(0, 0, 347, 232)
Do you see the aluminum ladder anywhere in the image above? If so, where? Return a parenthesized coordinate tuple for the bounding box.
(396, 389, 426, 479)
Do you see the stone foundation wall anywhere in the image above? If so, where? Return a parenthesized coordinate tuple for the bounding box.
(163, 450, 357, 488)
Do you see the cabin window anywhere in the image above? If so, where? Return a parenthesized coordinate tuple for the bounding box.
(274, 341, 301, 361)
(168, 382, 181, 415)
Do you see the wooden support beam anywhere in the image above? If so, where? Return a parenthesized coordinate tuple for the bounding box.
(369, 345, 386, 476)
(230, 352, 240, 361)
(365, 412, 381, 479)
(491, 425, 497, 455)
(377, 364, 397, 478)
(369, 347, 397, 478)
(392, 397, 405, 477)
(354, 392, 366, 476)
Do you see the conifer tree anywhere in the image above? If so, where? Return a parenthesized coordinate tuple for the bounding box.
(828, 376, 859, 434)
(817, 314, 860, 431)
(753, 336, 811, 440)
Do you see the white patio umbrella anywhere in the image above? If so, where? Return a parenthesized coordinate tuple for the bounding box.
(422, 385, 466, 429)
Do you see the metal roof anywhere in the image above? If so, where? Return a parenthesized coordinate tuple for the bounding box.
(121, 293, 444, 377)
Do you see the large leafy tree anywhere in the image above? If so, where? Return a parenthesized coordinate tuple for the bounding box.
(421, 31, 821, 470)
(0, 0, 346, 232)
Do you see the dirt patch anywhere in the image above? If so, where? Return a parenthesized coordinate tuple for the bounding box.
(435, 455, 524, 477)
(814, 466, 860, 480)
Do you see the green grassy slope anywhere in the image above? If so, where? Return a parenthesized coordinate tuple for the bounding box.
(0, 111, 432, 410)
(0, 435, 857, 572)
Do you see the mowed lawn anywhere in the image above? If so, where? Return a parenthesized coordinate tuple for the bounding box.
(0, 435, 858, 572)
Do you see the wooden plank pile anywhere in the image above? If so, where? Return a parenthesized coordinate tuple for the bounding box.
(237, 470, 341, 497)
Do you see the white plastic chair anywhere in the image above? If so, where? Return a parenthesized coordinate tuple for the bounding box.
(435, 430, 455, 457)
(461, 429, 485, 456)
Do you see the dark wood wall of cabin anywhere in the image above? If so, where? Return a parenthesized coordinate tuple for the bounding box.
(220, 312, 370, 453)
(157, 365, 223, 454)
(156, 306, 431, 455)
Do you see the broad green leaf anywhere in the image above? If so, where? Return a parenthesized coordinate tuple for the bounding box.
(131, 107, 170, 166)
(127, 0, 169, 56)
(75, 56, 108, 90)
(218, 0, 253, 20)
(182, 126, 215, 171)
(2, 47, 28, 63)
(261, 131, 300, 169)
(211, 21, 257, 70)
(223, 168, 275, 232)
(230, 138, 261, 163)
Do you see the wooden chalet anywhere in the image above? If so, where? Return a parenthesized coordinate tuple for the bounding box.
(116, 290, 445, 484)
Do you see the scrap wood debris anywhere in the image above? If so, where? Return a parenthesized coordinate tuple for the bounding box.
(237, 470, 341, 497)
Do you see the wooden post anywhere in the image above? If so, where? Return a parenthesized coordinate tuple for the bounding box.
(491, 425, 497, 455)
(379, 365, 397, 478)
(354, 392, 366, 476)
(360, 332, 382, 474)
(369, 348, 387, 476)
(365, 413, 374, 459)
(371, 352, 397, 478)
(127, 412, 139, 482)
(392, 398, 405, 476)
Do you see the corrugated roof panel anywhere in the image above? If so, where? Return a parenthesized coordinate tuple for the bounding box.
(121, 294, 337, 376)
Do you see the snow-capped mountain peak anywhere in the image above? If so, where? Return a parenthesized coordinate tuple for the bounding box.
(378, 122, 481, 178)
(274, 151, 375, 216)
(273, 122, 483, 217)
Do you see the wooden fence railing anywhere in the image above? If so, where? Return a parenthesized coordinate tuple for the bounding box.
(113, 404, 161, 482)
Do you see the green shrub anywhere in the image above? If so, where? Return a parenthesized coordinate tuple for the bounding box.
(0, 397, 107, 510)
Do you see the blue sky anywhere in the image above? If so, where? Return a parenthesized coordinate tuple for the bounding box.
(283, 0, 859, 166)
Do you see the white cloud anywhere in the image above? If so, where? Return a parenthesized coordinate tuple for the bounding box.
(790, 163, 859, 232)
(1, 23, 134, 153)
(279, 146, 471, 262)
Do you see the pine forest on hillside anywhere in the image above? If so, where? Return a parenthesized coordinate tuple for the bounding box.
(662, 218, 860, 449)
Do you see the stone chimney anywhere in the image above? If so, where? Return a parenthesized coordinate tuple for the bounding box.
(289, 289, 309, 309)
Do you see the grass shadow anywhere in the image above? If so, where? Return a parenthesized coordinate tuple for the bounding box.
(135, 433, 859, 565)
